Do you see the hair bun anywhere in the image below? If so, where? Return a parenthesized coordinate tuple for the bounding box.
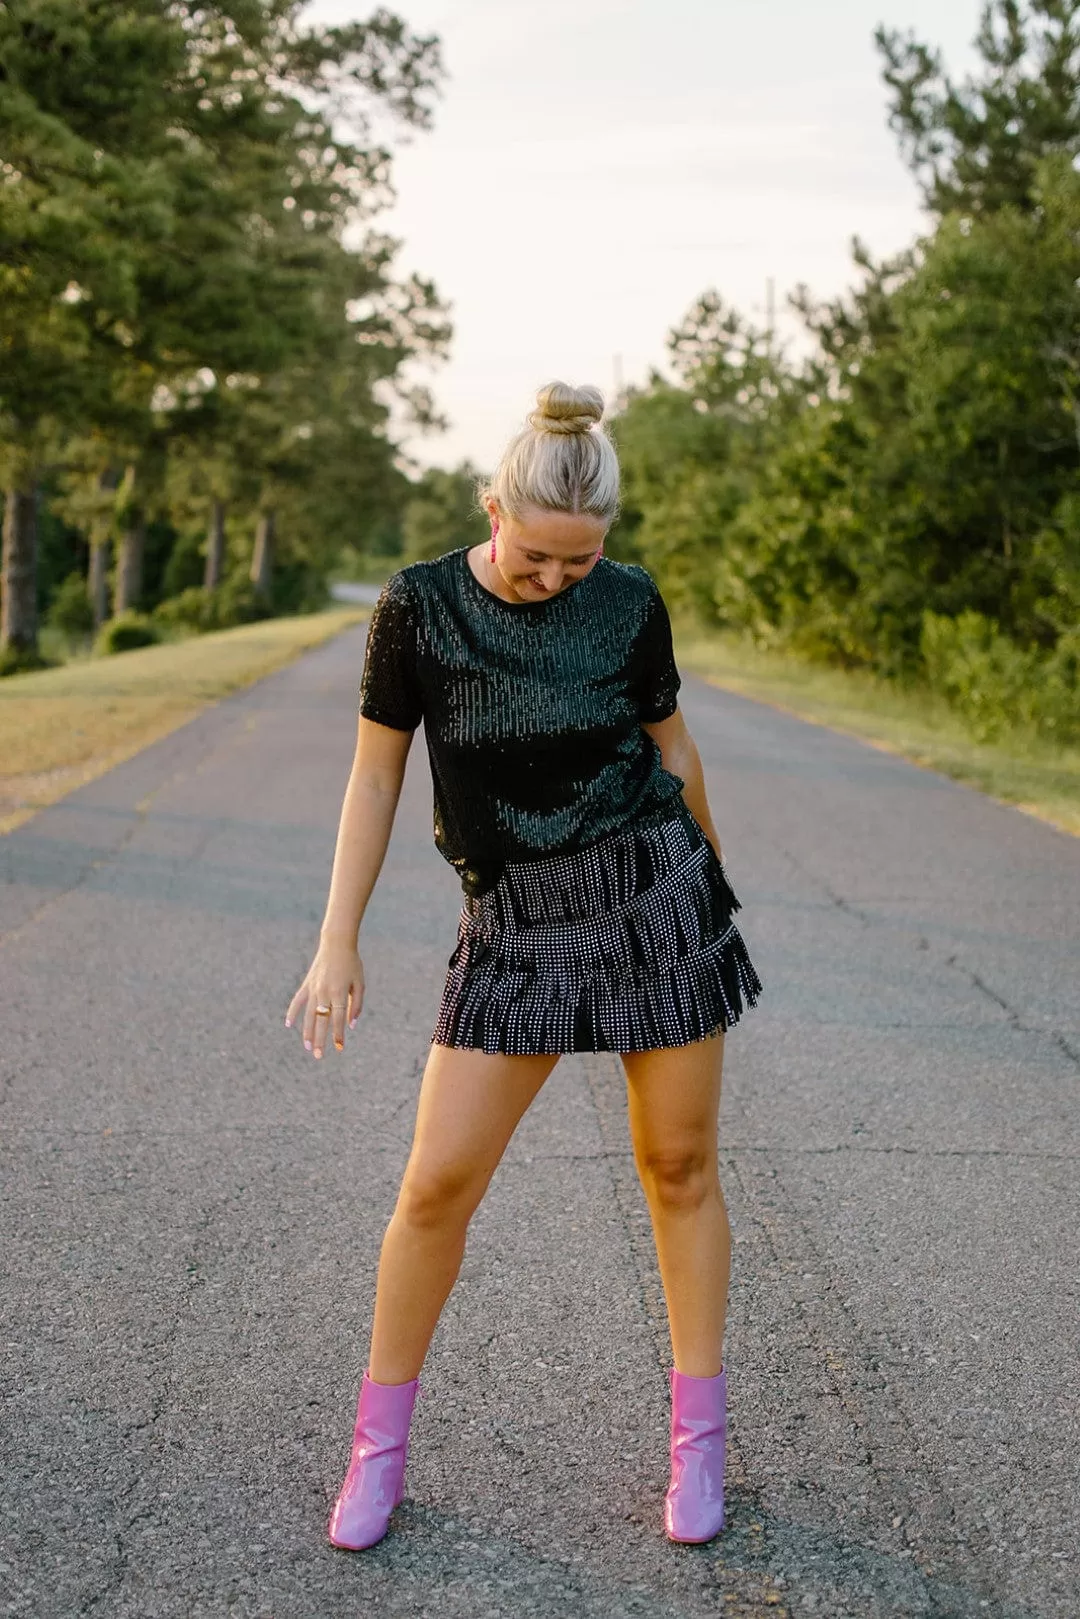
(528, 381, 605, 436)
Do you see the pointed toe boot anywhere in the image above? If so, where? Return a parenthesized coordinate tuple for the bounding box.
(327, 1372, 419, 1551)
(664, 1366, 727, 1544)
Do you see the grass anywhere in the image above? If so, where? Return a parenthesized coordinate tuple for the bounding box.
(0, 607, 367, 835)
(674, 620, 1080, 841)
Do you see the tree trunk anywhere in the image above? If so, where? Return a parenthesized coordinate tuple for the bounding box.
(114, 509, 146, 614)
(1, 484, 39, 654)
(204, 499, 226, 590)
(89, 540, 111, 628)
(249, 509, 275, 601)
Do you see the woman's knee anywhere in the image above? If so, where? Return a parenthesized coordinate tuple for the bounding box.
(395, 1158, 487, 1232)
(636, 1144, 717, 1214)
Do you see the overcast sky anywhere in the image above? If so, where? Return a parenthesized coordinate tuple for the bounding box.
(303, 0, 984, 473)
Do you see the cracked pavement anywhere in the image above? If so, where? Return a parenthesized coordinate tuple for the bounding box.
(1, 621, 1077, 1619)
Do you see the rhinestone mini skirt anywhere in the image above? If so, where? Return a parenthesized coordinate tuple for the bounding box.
(433, 803, 764, 1055)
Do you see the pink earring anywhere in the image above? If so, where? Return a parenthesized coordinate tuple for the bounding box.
(490, 519, 499, 563)
(595, 541, 604, 559)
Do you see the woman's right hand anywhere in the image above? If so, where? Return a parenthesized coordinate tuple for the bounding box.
(285, 938, 365, 1059)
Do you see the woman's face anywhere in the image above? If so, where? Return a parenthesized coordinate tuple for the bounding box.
(487, 501, 607, 602)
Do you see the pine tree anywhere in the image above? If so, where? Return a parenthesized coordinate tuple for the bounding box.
(877, 0, 1080, 215)
(0, 1, 446, 659)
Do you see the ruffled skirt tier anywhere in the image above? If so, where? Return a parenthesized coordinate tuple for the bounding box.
(433, 804, 764, 1055)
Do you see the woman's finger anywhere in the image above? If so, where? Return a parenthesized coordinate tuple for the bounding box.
(310, 996, 334, 1059)
(303, 993, 325, 1055)
(312, 986, 352, 1057)
(285, 981, 308, 1029)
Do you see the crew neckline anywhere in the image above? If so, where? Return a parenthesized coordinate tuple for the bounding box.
(457, 544, 600, 612)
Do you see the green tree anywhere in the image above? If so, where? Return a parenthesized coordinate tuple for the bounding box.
(1, 1, 446, 660)
(612, 294, 802, 616)
(0, 1, 170, 660)
(775, 155, 1080, 674)
(607, 3, 1080, 741)
(877, 0, 1080, 215)
(401, 464, 488, 563)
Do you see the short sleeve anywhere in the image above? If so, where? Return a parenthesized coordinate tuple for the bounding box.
(358, 573, 424, 731)
(632, 572, 681, 723)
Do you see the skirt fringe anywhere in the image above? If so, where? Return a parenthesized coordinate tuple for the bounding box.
(433, 804, 764, 1055)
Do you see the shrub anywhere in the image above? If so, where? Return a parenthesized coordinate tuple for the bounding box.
(45, 572, 95, 641)
(920, 610, 1080, 744)
(269, 560, 329, 616)
(160, 528, 206, 598)
(1037, 629, 1080, 744)
(152, 587, 212, 631)
(95, 612, 161, 655)
(0, 644, 55, 678)
(152, 576, 275, 634)
(213, 573, 274, 627)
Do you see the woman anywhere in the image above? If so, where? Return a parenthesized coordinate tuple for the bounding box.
(286, 382, 764, 1552)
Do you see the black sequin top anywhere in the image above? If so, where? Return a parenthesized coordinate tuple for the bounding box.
(358, 545, 685, 897)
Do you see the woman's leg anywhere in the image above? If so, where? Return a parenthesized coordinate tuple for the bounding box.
(367, 1042, 560, 1384)
(621, 1032, 728, 1378)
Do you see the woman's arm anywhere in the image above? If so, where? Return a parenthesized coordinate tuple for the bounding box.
(320, 716, 415, 942)
(286, 716, 414, 1057)
(642, 708, 723, 863)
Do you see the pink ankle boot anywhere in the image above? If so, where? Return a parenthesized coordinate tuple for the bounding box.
(327, 1372, 419, 1550)
(664, 1366, 727, 1544)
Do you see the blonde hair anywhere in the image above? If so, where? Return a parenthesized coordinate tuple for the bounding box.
(479, 381, 620, 526)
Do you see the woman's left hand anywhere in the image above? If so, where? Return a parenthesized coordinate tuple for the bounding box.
(285, 940, 365, 1059)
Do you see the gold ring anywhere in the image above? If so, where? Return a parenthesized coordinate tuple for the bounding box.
(315, 1004, 333, 1016)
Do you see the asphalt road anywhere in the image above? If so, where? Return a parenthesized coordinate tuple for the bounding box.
(2, 620, 1077, 1619)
